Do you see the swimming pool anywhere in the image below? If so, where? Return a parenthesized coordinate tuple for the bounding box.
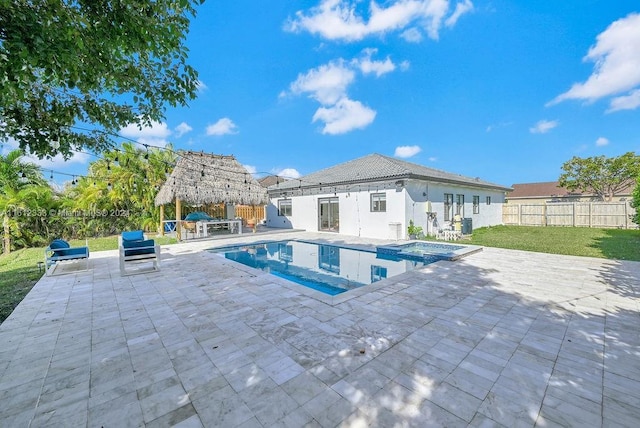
(377, 241, 482, 261)
(209, 240, 438, 295)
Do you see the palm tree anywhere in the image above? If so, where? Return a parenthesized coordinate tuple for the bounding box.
(0, 149, 48, 254)
(63, 143, 176, 236)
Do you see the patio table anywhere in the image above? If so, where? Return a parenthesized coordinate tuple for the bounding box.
(196, 219, 243, 237)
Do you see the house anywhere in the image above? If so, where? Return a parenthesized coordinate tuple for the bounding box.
(258, 175, 288, 188)
(506, 181, 635, 204)
(265, 153, 512, 240)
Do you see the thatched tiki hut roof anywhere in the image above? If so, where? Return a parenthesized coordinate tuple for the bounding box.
(155, 151, 268, 207)
(155, 151, 268, 239)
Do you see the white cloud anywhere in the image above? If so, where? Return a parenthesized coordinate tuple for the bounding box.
(355, 48, 396, 77)
(445, 0, 473, 27)
(120, 121, 170, 139)
(243, 164, 257, 174)
(486, 121, 513, 132)
(2, 136, 89, 169)
(0, 137, 19, 155)
(595, 137, 610, 146)
(312, 97, 377, 134)
(608, 89, 640, 112)
(428, 156, 437, 162)
(206, 118, 238, 136)
(120, 121, 172, 147)
(27, 151, 91, 169)
(550, 13, 640, 112)
(289, 60, 355, 105)
(174, 122, 193, 138)
(285, 0, 470, 42)
(394, 145, 422, 158)
(274, 168, 301, 179)
(286, 50, 403, 134)
(529, 119, 559, 134)
(196, 80, 208, 92)
(400, 27, 423, 42)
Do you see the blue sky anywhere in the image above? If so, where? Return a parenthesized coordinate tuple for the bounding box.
(14, 1, 640, 187)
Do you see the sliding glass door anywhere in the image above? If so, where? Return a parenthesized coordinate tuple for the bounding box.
(318, 198, 339, 232)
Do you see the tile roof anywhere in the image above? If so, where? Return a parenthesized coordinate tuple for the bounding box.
(258, 175, 288, 188)
(508, 182, 577, 198)
(269, 153, 511, 192)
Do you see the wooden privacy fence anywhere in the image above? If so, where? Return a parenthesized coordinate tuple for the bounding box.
(503, 202, 637, 229)
(181, 204, 265, 224)
(234, 205, 265, 223)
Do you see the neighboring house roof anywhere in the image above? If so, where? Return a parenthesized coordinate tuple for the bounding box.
(268, 153, 511, 192)
(508, 181, 635, 199)
(258, 175, 288, 188)
(508, 182, 578, 199)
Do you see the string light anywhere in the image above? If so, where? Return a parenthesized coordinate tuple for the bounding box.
(36, 130, 315, 202)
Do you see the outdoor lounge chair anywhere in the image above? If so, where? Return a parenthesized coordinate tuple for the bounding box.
(44, 239, 90, 276)
(119, 230, 161, 276)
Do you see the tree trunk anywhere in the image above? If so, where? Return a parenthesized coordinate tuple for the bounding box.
(3, 214, 10, 255)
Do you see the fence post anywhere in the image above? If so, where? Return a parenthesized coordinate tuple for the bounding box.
(543, 203, 547, 226)
(589, 203, 592, 228)
(625, 202, 628, 229)
(572, 203, 576, 227)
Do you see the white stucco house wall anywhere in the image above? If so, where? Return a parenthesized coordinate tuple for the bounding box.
(265, 154, 511, 240)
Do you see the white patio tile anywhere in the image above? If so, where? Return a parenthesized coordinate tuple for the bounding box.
(1, 232, 639, 427)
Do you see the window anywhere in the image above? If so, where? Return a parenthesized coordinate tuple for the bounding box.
(371, 265, 388, 283)
(444, 193, 453, 221)
(371, 193, 386, 212)
(278, 200, 292, 216)
(486, 196, 491, 205)
(473, 196, 480, 214)
(278, 244, 293, 262)
(318, 245, 340, 274)
(456, 194, 464, 216)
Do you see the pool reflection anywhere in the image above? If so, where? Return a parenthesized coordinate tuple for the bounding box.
(215, 240, 430, 295)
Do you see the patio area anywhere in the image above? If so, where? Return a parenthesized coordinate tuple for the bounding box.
(1, 231, 639, 427)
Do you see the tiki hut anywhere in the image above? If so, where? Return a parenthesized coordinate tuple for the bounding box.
(155, 151, 268, 239)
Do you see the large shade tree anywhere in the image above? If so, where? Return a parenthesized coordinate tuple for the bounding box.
(0, 0, 204, 159)
(558, 152, 640, 202)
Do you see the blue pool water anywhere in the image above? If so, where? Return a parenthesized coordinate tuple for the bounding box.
(209, 240, 441, 295)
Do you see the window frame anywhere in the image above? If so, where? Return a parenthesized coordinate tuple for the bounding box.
(486, 196, 491, 205)
(473, 195, 480, 214)
(456, 194, 464, 216)
(278, 199, 292, 216)
(370, 192, 387, 212)
(444, 193, 454, 221)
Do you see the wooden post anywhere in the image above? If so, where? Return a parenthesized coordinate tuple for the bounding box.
(159, 205, 165, 236)
(624, 201, 629, 229)
(176, 198, 182, 241)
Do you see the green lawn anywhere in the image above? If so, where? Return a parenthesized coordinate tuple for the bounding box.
(469, 225, 640, 261)
(0, 235, 177, 323)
